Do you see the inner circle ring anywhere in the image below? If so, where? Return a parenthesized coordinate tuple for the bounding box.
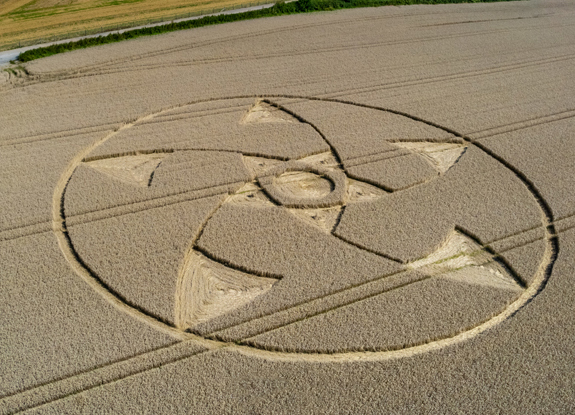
(258, 160, 347, 208)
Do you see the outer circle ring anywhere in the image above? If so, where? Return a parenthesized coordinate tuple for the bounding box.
(52, 95, 558, 362)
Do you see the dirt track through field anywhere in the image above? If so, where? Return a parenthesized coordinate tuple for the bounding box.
(1, 1, 575, 413)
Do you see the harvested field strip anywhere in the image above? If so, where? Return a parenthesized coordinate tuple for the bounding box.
(16, 0, 520, 63)
(15, 1, 385, 62)
(12, 21, 565, 97)
(0, 0, 271, 51)
(0, 0, 573, 410)
(4, 0, 512, 54)
(31, 0, 535, 71)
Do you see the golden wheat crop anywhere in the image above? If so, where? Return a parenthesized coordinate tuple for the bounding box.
(1, 1, 574, 413)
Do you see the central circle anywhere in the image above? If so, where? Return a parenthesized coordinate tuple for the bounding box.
(258, 162, 347, 209)
(273, 170, 334, 201)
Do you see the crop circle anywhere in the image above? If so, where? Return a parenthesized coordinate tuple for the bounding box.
(54, 96, 555, 361)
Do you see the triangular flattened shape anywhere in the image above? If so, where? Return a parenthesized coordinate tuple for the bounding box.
(296, 151, 340, 171)
(240, 100, 297, 125)
(288, 206, 342, 233)
(392, 142, 467, 174)
(408, 231, 523, 292)
(242, 155, 284, 178)
(439, 265, 522, 292)
(226, 182, 275, 207)
(273, 171, 333, 199)
(85, 153, 168, 187)
(346, 178, 388, 203)
(176, 250, 277, 329)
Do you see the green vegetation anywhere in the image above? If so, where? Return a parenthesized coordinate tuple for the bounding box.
(2, 65, 29, 77)
(18, 0, 516, 62)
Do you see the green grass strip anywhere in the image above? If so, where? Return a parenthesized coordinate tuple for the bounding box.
(18, 0, 517, 62)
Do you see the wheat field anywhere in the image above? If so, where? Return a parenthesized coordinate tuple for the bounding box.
(1, 0, 575, 413)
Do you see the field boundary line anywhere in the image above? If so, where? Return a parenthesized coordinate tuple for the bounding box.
(0, 123, 120, 148)
(0, 341, 226, 415)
